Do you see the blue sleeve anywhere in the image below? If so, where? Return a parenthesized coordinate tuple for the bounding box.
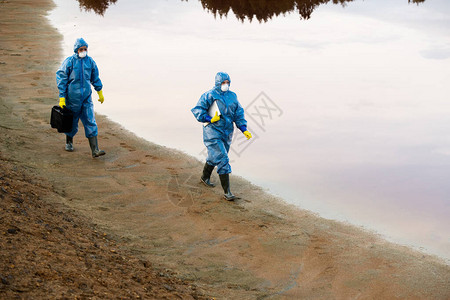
(90, 59, 103, 91)
(56, 57, 71, 98)
(233, 97, 247, 130)
(238, 125, 247, 132)
(191, 91, 214, 123)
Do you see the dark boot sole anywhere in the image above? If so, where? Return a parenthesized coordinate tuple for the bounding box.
(223, 194, 237, 201)
(201, 178, 215, 187)
(92, 151, 106, 158)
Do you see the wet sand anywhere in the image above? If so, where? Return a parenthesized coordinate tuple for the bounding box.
(1, 0, 449, 298)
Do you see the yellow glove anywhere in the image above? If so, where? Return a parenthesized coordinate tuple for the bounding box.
(97, 90, 104, 104)
(59, 97, 66, 108)
(243, 130, 252, 140)
(211, 111, 220, 123)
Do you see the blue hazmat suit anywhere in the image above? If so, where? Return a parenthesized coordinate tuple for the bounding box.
(56, 38, 103, 138)
(191, 72, 247, 175)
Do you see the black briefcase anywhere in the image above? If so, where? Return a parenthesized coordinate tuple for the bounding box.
(50, 106, 73, 133)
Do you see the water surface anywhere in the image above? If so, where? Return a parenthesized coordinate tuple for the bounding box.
(49, 0, 450, 261)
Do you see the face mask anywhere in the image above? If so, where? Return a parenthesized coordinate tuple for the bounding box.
(221, 83, 229, 92)
(78, 51, 87, 58)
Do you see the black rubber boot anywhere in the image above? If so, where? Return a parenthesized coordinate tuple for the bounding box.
(219, 173, 236, 201)
(201, 163, 215, 187)
(65, 136, 74, 152)
(88, 136, 106, 158)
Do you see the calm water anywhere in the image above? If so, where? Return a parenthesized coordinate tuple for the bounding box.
(48, 0, 450, 261)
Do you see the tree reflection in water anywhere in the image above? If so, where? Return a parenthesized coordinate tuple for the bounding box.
(77, 0, 117, 16)
(76, 0, 426, 21)
(199, 0, 353, 22)
(196, 0, 426, 22)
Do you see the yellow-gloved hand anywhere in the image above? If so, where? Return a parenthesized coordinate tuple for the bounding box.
(211, 111, 220, 123)
(59, 97, 66, 108)
(243, 130, 252, 140)
(97, 90, 104, 104)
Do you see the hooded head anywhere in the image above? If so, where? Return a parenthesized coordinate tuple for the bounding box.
(215, 72, 231, 91)
(73, 38, 88, 54)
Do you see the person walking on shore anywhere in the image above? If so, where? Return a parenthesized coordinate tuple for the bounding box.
(56, 37, 106, 158)
(191, 72, 252, 201)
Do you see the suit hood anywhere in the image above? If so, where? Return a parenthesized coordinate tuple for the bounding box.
(73, 38, 88, 54)
(214, 72, 231, 90)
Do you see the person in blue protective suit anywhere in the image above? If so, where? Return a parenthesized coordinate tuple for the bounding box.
(56, 38, 106, 158)
(191, 72, 252, 201)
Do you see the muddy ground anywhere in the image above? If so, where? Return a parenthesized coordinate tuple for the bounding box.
(1, 0, 449, 299)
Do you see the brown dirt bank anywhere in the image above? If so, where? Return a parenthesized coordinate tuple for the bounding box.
(0, 155, 206, 299)
(1, 0, 449, 299)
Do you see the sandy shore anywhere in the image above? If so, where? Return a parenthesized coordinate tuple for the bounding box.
(1, 0, 449, 298)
